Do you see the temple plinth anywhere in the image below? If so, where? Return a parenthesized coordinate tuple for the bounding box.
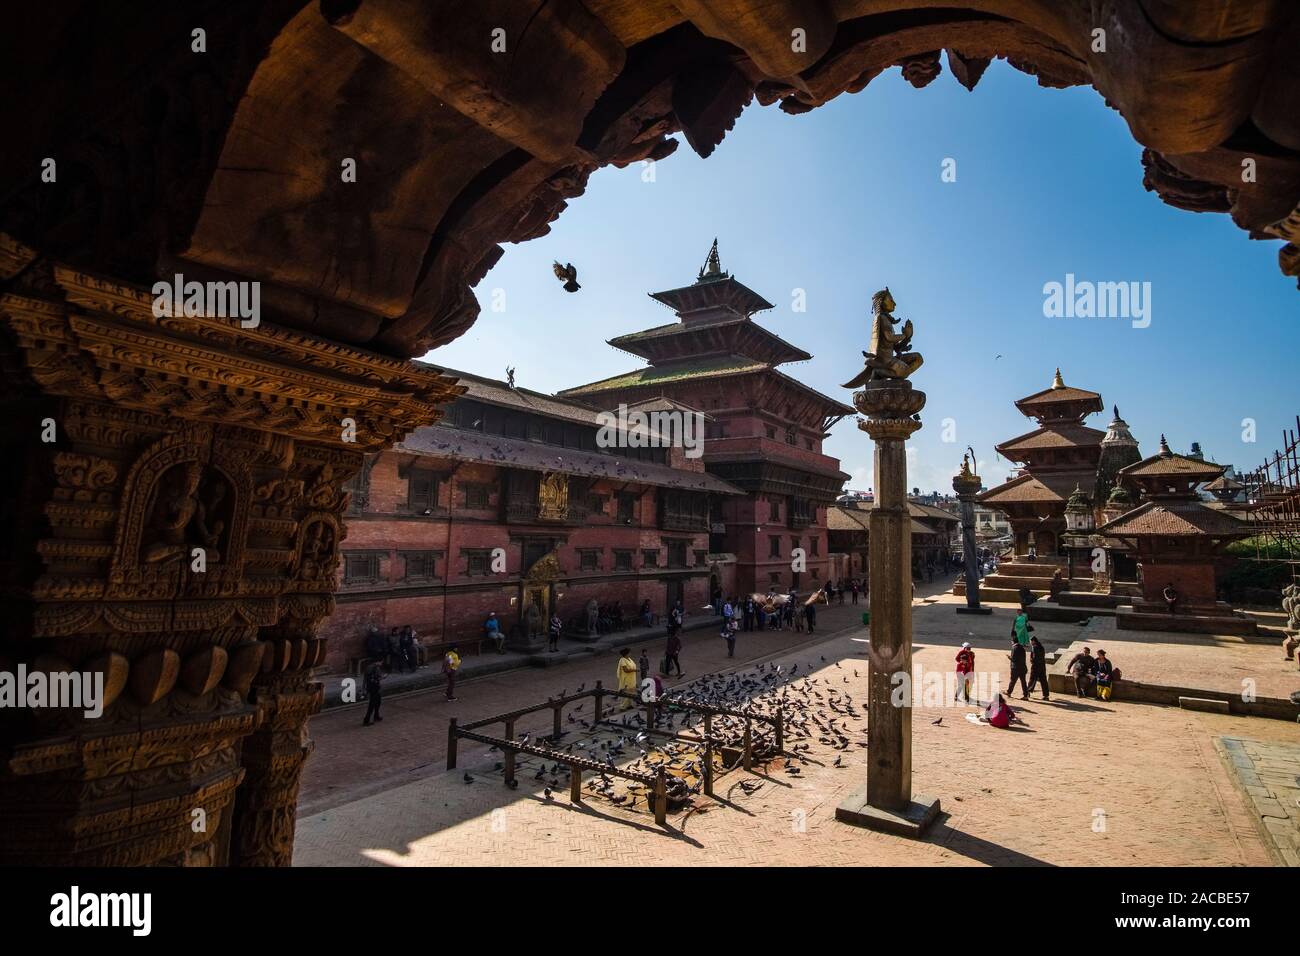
(835, 353, 939, 835)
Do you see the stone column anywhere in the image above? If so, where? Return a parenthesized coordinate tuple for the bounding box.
(836, 380, 940, 836)
(953, 457, 992, 616)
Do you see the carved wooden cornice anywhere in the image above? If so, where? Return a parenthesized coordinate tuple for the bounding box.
(0, 235, 465, 450)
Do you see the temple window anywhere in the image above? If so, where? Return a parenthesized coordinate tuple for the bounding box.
(642, 549, 659, 568)
(614, 550, 633, 571)
(769, 535, 782, 558)
(666, 540, 687, 568)
(578, 549, 601, 571)
(464, 483, 490, 508)
(407, 469, 440, 512)
(401, 551, 440, 582)
(464, 549, 492, 576)
(343, 552, 381, 585)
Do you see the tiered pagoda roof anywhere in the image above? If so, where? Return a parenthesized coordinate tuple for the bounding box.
(1013, 368, 1104, 422)
(1097, 435, 1248, 542)
(980, 369, 1105, 507)
(560, 240, 852, 426)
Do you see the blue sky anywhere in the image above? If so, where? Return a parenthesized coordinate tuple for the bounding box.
(424, 57, 1298, 497)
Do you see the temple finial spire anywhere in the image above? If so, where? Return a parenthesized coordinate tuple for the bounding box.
(698, 238, 724, 281)
(1158, 434, 1172, 456)
(1051, 367, 1065, 389)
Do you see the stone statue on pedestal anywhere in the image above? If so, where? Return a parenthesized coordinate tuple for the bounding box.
(842, 288, 924, 387)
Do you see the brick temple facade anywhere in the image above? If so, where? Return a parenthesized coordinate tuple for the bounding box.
(318, 368, 741, 669)
(561, 243, 852, 596)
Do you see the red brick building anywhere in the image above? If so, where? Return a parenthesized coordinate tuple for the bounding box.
(560, 243, 851, 595)
(319, 368, 741, 671)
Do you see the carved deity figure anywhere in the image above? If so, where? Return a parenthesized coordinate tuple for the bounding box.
(143, 462, 203, 563)
(842, 287, 924, 386)
(525, 599, 543, 638)
(299, 520, 336, 581)
(537, 472, 568, 520)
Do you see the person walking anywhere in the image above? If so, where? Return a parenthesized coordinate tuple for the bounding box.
(1094, 649, 1115, 701)
(805, 598, 817, 635)
(742, 596, 756, 632)
(547, 612, 562, 652)
(616, 647, 638, 709)
(1006, 637, 1029, 700)
(851, 580, 860, 605)
(442, 645, 461, 701)
(722, 597, 734, 629)
(954, 641, 976, 704)
(722, 620, 736, 658)
(1011, 607, 1033, 647)
(665, 630, 684, 676)
(362, 660, 384, 726)
(1026, 635, 1050, 700)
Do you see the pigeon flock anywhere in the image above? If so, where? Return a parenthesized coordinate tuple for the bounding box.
(466, 656, 870, 819)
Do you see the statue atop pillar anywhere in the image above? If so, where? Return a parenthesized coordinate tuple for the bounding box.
(842, 288, 924, 387)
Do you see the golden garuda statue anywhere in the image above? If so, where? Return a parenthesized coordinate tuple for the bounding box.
(842, 287, 924, 387)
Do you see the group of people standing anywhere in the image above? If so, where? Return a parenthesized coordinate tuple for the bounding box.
(954, 602, 1121, 731)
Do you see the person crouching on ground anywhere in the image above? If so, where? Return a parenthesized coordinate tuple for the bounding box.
(954, 641, 976, 704)
(616, 647, 638, 709)
(1094, 649, 1115, 701)
(984, 692, 1016, 729)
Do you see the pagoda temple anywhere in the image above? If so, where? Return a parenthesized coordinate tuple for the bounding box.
(1098, 436, 1256, 634)
(978, 369, 1106, 557)
(560, 242, 852, 596)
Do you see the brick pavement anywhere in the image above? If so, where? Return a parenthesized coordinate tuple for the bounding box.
(295, 584, 1295, 866)
(300, 586, 890, 816)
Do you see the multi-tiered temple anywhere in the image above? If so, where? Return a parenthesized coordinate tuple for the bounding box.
(561, 243, 851, 595)
(958, 370, 1107, 601)
(1098, 437, 1256, 634)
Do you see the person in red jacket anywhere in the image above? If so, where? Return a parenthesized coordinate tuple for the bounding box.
(954, 642, 976, 704)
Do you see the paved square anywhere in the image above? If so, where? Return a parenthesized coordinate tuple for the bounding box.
(296, 591, 1298, 866)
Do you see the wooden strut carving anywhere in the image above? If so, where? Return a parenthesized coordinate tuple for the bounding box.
(0, 237, 463, 866)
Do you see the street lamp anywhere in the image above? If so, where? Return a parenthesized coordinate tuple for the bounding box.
(953, 451, 992, 615)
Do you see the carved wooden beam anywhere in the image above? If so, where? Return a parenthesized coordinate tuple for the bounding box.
(323, 0, 626, 164)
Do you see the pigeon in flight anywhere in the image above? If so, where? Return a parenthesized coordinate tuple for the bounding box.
(552, 261, 581, 292)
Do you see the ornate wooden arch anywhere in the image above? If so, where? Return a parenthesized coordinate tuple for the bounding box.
(0, 1, 1296, 361)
